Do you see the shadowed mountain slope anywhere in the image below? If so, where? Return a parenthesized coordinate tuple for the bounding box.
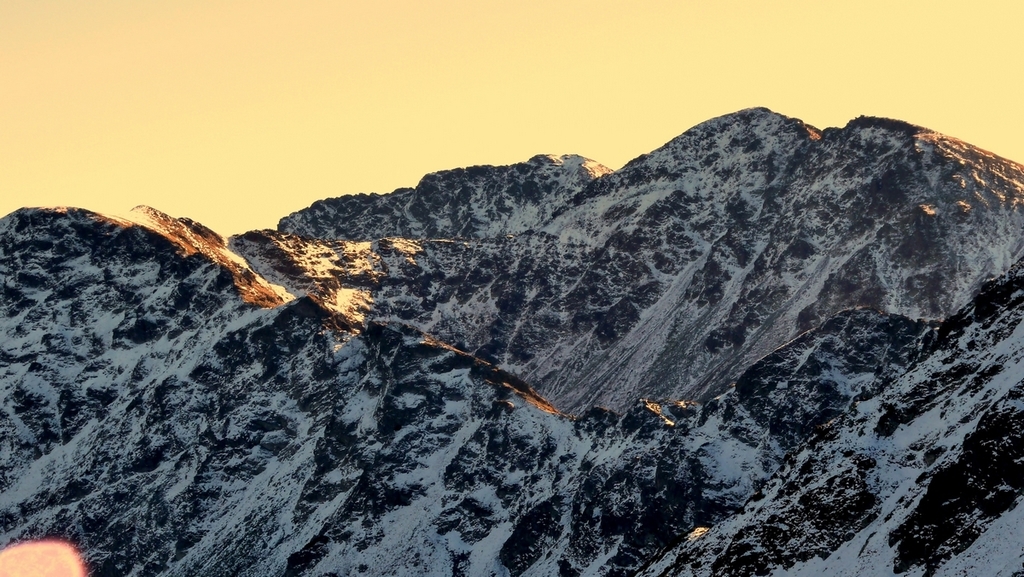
(641, 252, 1024, 577)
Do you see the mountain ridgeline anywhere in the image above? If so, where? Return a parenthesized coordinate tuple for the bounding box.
(4, 108, 1024, 576)
(279, 108, 1024, 409)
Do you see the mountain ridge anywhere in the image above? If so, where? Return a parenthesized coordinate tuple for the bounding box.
(277, 153, 613, 241)
(275, 107, 1024, 408)
(6, 108, 1024, 576)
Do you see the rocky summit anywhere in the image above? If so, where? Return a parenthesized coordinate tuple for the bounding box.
(4, 108, 1024, 576)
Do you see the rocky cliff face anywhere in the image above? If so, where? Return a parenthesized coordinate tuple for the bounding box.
(278, 108, 1024, 409)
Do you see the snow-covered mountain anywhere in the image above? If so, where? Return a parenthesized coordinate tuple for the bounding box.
(0, 206, 940, 576)
(5, 108, 1024, 576)
(278, 108, 1024, 410)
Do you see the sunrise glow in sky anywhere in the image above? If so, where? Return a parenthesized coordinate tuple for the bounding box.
(2, 1, 1022, 234)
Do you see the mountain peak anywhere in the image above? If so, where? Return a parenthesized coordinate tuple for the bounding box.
(4, 205, 293, 309)
(841, 114, 930, 136)
(688, 106, 822, 138)
(529, 153, 614, 178)
(609, 107, 822, 175)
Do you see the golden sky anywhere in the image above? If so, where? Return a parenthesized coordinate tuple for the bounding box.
(2, 1, 1022, 234)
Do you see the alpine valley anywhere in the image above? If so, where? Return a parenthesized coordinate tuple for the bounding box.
(4, 108, 1024, 576)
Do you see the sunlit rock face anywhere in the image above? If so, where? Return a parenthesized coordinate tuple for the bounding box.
(279, 108, 1024, 410)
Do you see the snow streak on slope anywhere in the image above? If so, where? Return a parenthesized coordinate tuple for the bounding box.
(279, 108, 1024, 409)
